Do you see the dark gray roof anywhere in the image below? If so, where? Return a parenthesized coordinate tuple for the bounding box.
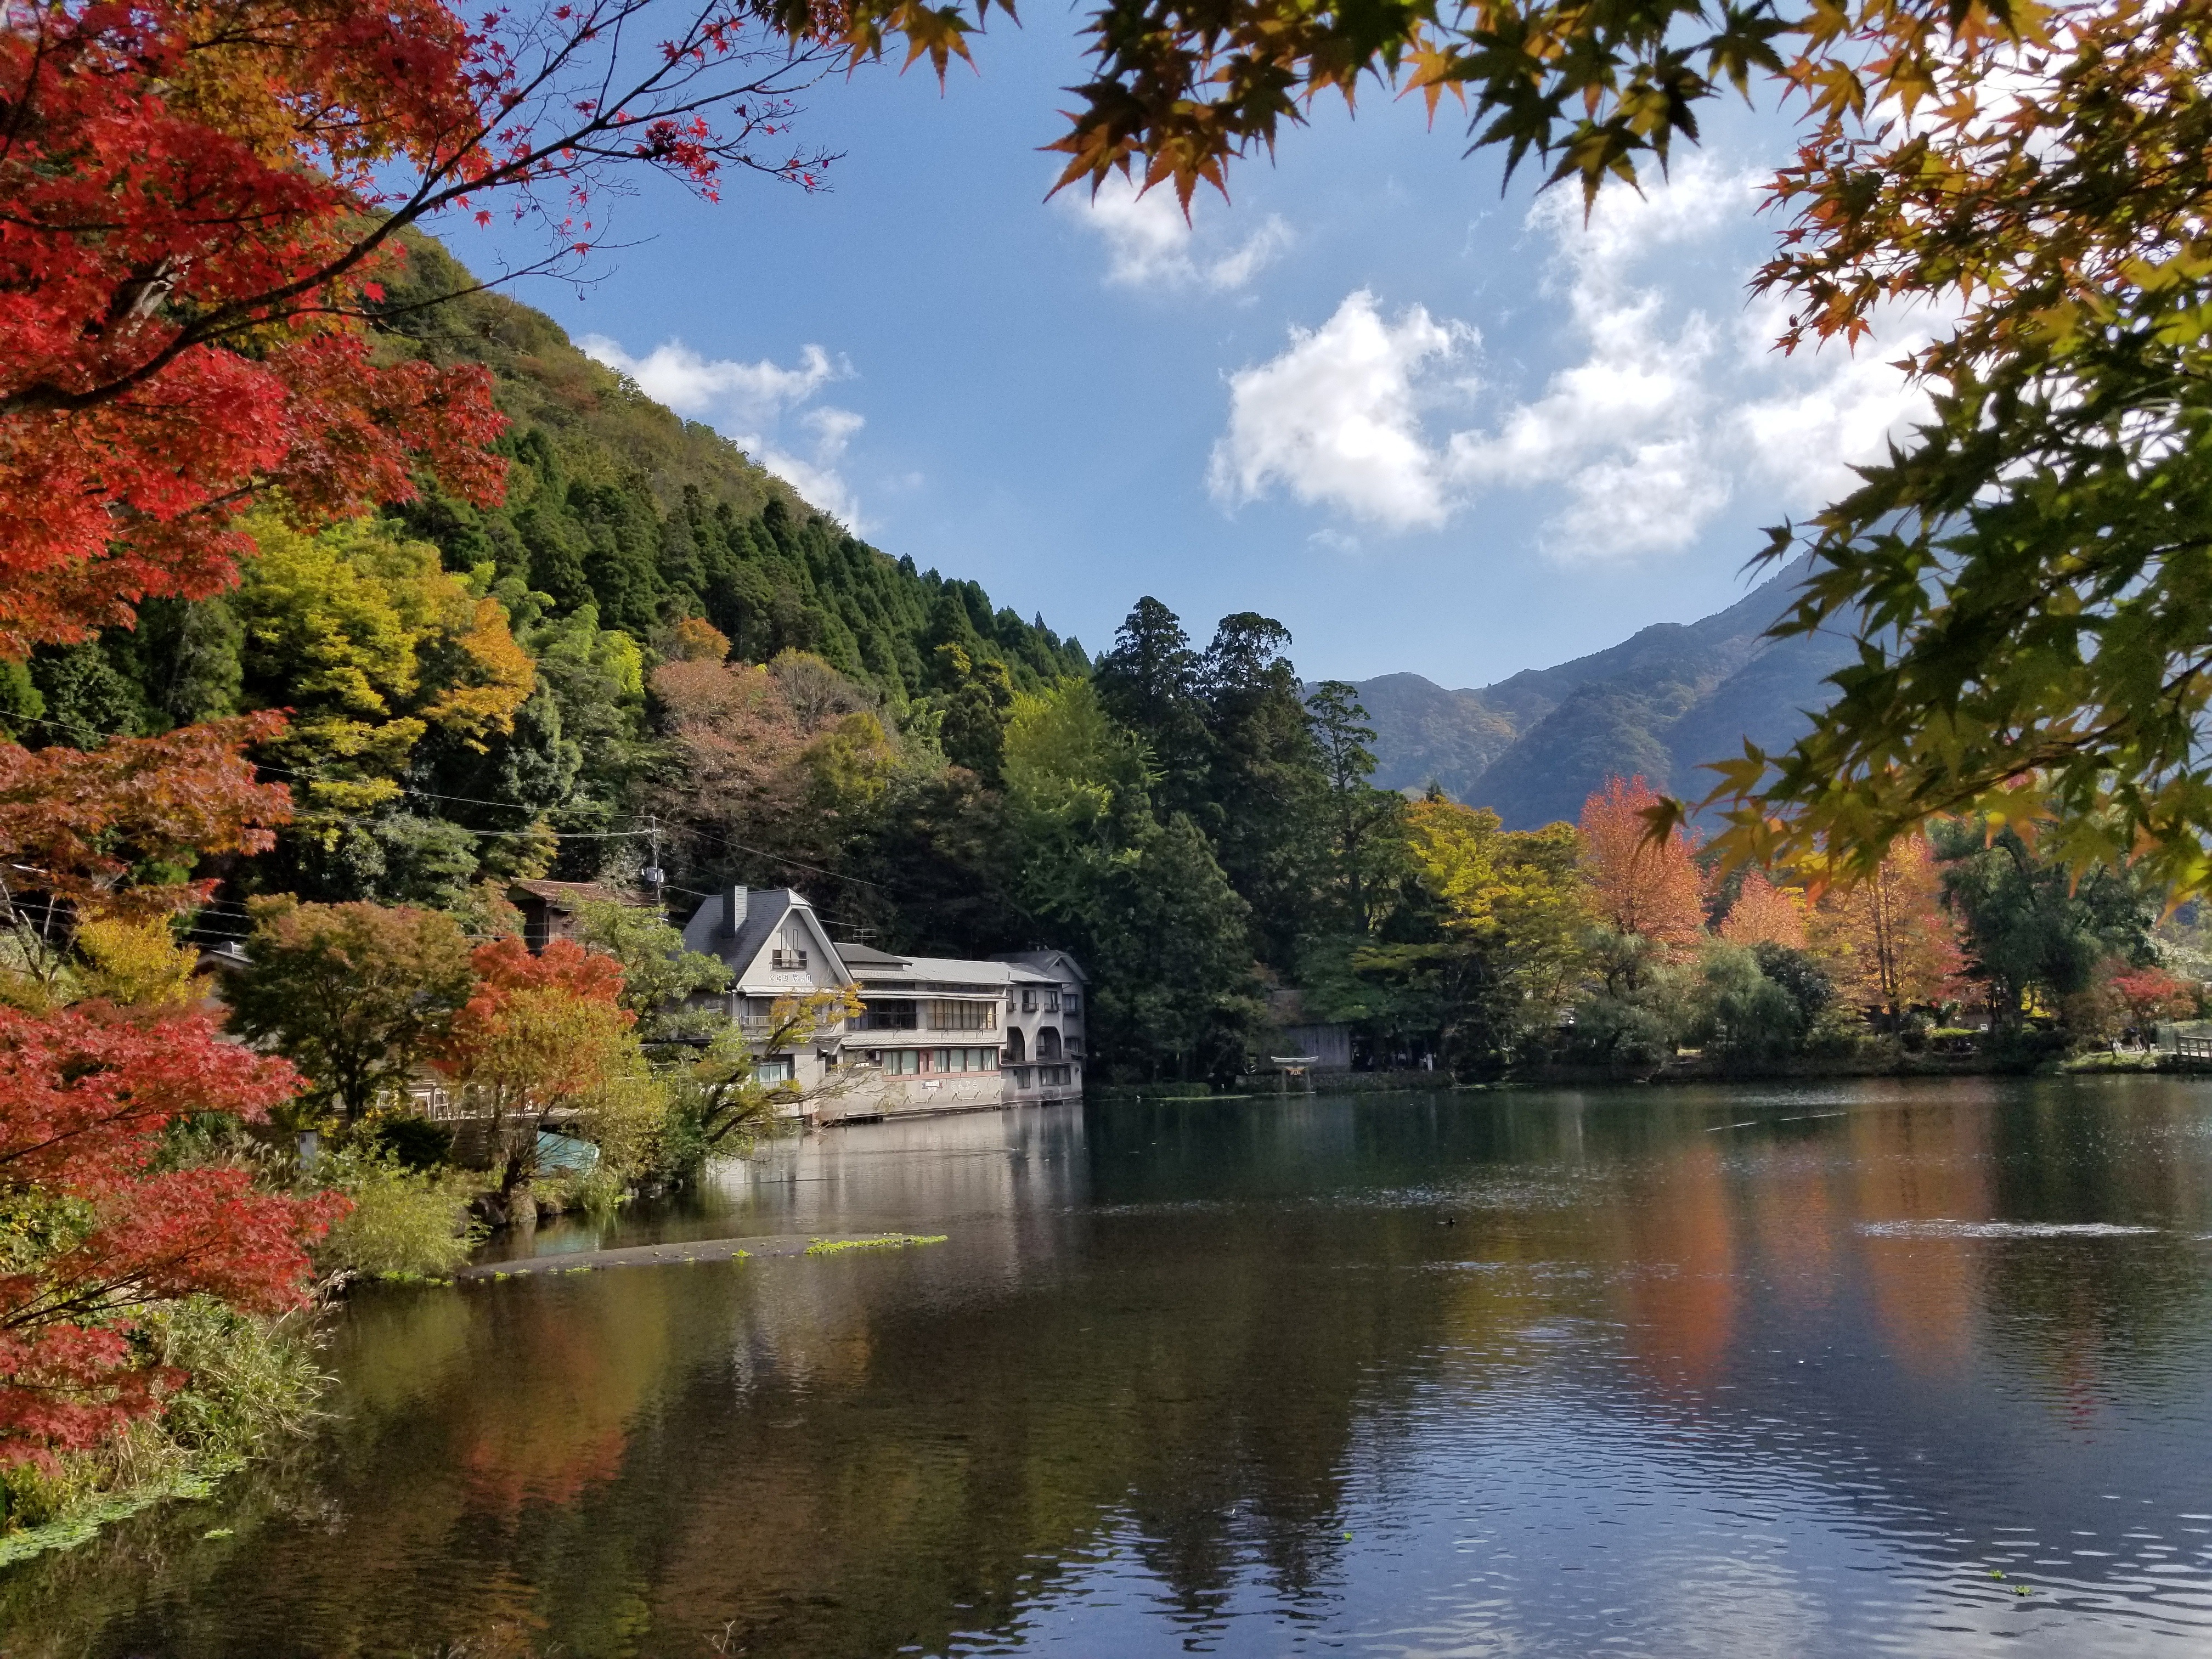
(991, 949, 1088, 984)
(832, 941, 908, 968)
(681, 887, 814, 973)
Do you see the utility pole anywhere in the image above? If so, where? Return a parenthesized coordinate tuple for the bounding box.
(641, 814, 666, 912)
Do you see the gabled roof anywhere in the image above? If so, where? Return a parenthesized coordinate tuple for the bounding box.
(681, 888, 852, 988)
(991, 949, 1088, 985)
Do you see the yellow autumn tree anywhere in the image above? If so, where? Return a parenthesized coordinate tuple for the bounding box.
(1807, 836, 1966, 1022)
(1392, 796, 1594, 1051)
(234, 514, 535, 815)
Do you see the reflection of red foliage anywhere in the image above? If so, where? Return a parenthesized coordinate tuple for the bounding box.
(0, 1009, 343, 1463)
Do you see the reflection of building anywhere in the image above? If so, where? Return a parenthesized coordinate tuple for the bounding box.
(679, 888, 1086, 1119)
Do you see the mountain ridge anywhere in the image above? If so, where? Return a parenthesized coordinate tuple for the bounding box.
(1352, 557, 1854, 827)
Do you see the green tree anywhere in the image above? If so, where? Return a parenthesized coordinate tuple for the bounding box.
(926, 641, 1015, 782)
(1093, 597, 1209, 819)
(1931, 821, 2155, 1030)
(1197, 613, 1328, 970)
(1690, 943, 1809, 1063)
(1306, 680, 1403, 935)
(228, 899, 477, 1122)
(1002, 679, 1256, 1081)
(573, 899, 733, 1040)
(1091, 813, 1262, 1085)
(1001, 678, 1154, 916)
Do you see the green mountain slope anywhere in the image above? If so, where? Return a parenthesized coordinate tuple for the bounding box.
(376, 233, 1088, 698)
(1355, 557, 1858, 827)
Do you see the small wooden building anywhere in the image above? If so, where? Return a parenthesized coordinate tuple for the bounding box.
(509, 879, 634, 953)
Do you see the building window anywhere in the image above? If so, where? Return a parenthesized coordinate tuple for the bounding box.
(1011, 1066, 1034, 1090)
(918, 1047, 1005, 1073)
(852, 1001, 917, 1031)
(870, 1049, 921, 1075)
(1020, 988, 1036, 1013)
(753, 1056, 795, 1084)
(1045, 989, 1060, 1012)
(925, 999, 997, 1031)
(1039, 1065, 1072, 1086)
(1063, 992, 1081, 1017)
(771, 920, 809, 972)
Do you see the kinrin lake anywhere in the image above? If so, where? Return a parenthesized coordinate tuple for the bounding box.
(6, 1077, 2212, 1657)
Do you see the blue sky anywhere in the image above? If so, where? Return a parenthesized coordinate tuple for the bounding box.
(438, 10, 1931, 689)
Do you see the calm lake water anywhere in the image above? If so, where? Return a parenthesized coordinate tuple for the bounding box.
(8, 1076, 2212, 1657)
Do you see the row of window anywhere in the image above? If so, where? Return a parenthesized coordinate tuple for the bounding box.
(746, 994, 1074, 1030)
(1016, 988, 1079, 1015)
(869, 1047, 1001, 1075)
(758, 1052, 1080, 1085)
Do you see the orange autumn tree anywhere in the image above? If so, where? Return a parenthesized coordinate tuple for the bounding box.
(1807, 836, 1967, 1024)
(441, 938, 649, 1213)
(1719, 870, 1808, 951)
(1579, 777, 1707, 973)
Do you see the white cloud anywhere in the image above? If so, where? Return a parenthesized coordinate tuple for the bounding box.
(1210, 154, 1938, 562)
(1063, 173, 1291, 293)
(578, 334, 872, 528)
(1209, 291, 1476, 531)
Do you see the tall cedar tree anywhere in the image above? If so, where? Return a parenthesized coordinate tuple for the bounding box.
(1197, 614, 1326, 972)
(1306, 681, 1399, 936)
(1092, 598, 1209, 821)
(1578, 777, 1707, 960)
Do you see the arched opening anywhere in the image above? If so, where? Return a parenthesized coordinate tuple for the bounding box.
(1036, 1026, 1063, 1060)
(1003, 1027, 1026, 1064)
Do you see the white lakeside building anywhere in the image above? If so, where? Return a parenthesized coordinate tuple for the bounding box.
(678, 886, 1086, 1121)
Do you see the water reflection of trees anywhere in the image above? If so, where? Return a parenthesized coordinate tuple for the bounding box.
(7, 1080, 2212, 1656)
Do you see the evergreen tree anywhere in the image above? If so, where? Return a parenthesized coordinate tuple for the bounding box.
(1197, 613, 1328, 971)
(1932, 822, 2154, 1029)
(1306, 680, 1402, 936)
(1093, 597, 1209, 818)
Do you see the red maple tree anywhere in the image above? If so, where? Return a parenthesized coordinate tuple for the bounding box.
(0, 0, 851, 1460)
(2, 0, 849, 652)
(0, 1007, 343, 1462)
(2110, 966, 2196, 1027)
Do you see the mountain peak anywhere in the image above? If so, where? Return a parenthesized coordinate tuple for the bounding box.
(1355, 555, 1846, 825)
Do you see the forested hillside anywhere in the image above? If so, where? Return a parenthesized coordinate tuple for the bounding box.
(1352, 558, 1858, 825)
(1, 234, 1383, 1084)
(5, 233, 1088, 921)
